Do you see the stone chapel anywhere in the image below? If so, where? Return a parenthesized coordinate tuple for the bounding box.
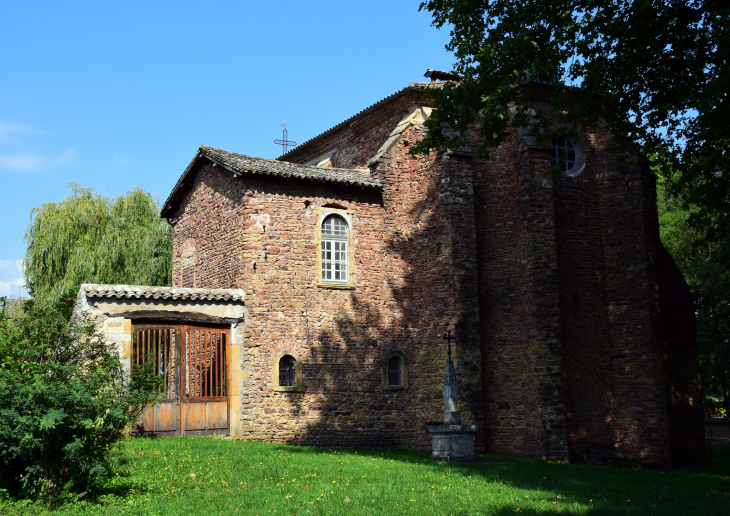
(75, 75, 706, 467)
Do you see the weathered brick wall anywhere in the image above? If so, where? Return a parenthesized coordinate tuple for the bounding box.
(171, 114, 484, 451)
(471, 120, 701, 465)
(598, 144, 671, 465)
(370, 121, 484, 452)
(284, 90, 431, 169)
(472, 132, 569, 461)
(552, 130, 613, 461)
(659, 246, 706, 464)
(552, 128, 673, 465)
(168, 87, 704, 466)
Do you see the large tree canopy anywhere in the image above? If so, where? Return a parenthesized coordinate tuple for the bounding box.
(23, 184, 173, 304)
(415, 0, 729, 237)
(658, 174, 730, 417)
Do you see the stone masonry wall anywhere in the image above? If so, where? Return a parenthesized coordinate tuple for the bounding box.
(167, 87, 704, 465)
(171, 118, 484, 452)
(552, 130, 615, 461)
(73, 293, 133, 374)
(472, 132, 569, 461)
(596, 142, 671, 465)
(284, 90, 431, 169)
(552, 127, 673, 464)
(471, 119, 695, 465)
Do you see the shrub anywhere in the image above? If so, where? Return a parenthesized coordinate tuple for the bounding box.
(0, 297, 160, 499)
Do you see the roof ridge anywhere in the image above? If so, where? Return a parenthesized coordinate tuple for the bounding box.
(161, 146, 382, 218)
(198, 145, 369, 173)
(276, 83, 433, 161)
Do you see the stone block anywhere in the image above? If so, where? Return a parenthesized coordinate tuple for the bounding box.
(428, 425, 477, 462)
(121, 340, 132, 359)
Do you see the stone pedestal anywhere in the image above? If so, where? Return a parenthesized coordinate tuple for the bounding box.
(430, 350, 476, 461)
(428, 424, 477, 461)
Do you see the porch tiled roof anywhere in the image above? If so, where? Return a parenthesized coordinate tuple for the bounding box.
(79, 284, 246, 302)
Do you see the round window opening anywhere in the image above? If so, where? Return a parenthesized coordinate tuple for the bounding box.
(552, 136, 580, 175)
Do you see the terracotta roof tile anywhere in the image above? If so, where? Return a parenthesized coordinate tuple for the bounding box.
(79, 284, 246, 302)
(200, 146, 380, 188)
(160, 146, 381, 218)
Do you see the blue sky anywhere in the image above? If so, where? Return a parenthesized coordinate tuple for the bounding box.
(0, 1, 453, 297)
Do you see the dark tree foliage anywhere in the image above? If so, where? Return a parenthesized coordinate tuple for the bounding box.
(659, 174, 730, 417)
(415, 0, 729, 237)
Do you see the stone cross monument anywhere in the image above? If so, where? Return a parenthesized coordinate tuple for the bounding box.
(428, 330, 477, 461)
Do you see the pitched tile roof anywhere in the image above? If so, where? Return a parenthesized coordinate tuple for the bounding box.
(277, 82, 435, 161)
(201, 146, 379, 188)
(79, 284, 246, 302)
(160, 145, 382, 218)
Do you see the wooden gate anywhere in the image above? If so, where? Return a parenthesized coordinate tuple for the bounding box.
(131, 324, 229, 437)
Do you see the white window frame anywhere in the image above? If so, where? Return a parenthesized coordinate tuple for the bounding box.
(320, 214, 349, 284)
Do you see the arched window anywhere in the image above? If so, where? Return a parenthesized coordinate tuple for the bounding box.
(388, 356, 402, 387)
(382, 352, 408, 390)
(552, 136, 577, 174)
(321, 215, 348, 283)
(279, 355, 296, 387)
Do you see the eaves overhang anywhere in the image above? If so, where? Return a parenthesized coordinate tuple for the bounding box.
(160, 145, 382, 219)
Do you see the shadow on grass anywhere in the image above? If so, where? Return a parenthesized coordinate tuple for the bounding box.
(271, 441, 730, 515)
(12, 438, 724, 515)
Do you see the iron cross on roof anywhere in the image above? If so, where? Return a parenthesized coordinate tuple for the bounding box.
(443, 329, 456, 361)
(274, 123, 297, 154)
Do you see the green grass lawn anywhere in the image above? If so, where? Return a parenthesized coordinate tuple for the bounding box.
(4, 439, 729, 515)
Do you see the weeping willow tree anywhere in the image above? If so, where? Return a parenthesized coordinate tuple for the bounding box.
(23, 183, 173, 304)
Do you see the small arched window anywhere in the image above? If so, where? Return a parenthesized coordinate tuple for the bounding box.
(279, 355, 296, 387)
(382, 352, 408, 390)
(388, 356, 402, 387)
(552, 136, 577, 174)
(321, 215, 348, 283)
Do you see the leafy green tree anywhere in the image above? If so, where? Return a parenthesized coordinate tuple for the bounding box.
(415, 0, 729, 237)
(23, 184, 172, 304)
(0, 298, 161, 499)
(658, 177, 730, 417)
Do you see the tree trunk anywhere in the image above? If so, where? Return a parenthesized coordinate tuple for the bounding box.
(722, 364, 730, 418)
(715, 299, 729, 418)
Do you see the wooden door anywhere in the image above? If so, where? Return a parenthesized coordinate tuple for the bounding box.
(130, 324, 229, 437)
(180, 325, 229, 436)
(130, 325, 181, 436)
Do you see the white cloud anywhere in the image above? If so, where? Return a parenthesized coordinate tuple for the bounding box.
(59, 148, 75, 162)
(0, 120, 75, 171)
(0, 259, 27, 298)
(0, 120, 43, 142)
(0, 154, 46, 170)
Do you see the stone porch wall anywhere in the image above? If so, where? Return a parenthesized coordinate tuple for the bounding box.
(73, 286, 246, 436)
